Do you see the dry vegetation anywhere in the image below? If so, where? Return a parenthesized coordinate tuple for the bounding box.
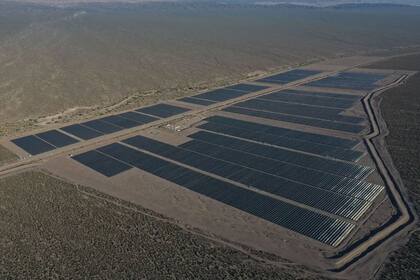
(366, 54, 420, 279)
(0, 145, 17, 166)
(0, 171, 329, 279)
(1, 2, 420, 135)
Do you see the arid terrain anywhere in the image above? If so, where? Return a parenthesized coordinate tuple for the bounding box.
(0, 171, 329, 280)
(2, 1, 420, 136)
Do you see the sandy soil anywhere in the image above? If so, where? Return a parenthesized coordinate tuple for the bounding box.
(0, 144, 17, 166)
(0, 171, 330, 280)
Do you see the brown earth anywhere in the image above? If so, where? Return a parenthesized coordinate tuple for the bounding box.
(0, 171, 329, 280)
(2, 2, 420, 136)
(0, 144, 17, 166)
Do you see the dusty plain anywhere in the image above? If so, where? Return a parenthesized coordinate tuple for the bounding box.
(2, 2, 420, 136)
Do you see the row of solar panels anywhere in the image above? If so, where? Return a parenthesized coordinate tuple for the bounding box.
(256, 69, 322, 84)
(70, 113, 382, 245)
(306, 72, 386, 91)
(178, 83, 269, 106)
(178, 70, 325, 108)
(124, 135, 377, 220)
(72, 139, 355, 247)
(220, 85, 368, 134)
(198, 121, 363, 162)
(256, 70, 385, 92)
(182, 132, 382, 202)
(12, 103, 190, 155)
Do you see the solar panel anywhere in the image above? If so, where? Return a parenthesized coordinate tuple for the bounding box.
(233, 99, 365, 124)
(36, 130, 79, 148)
(81, 120, 122, 134)
(223, 106, 366, 134)
(204, 116, 359, 148)
(99, 115, 140, 129)
(136, 103, 190, 118)
(284, 89, 361, 101)
(123, 136, 381, 204)
(306, 72, 386, 91)
(177, 97, 216, 106)
(258, 91, 356, 109)
(60, 124, 104, 140)
(256, 69, 322, 84)
(72, 150, 132, 177)
(94, 142, 354, 246)
(197, 122, 363, 162)
(192, 88, 247, 102)
(176, 139, 381, 202)
(224, 83, 269, 93)
(118, 111, 159, 124)
(12, 135, 56, 155)
(186, 131, 371, 180)
(205, 115, 360, 148)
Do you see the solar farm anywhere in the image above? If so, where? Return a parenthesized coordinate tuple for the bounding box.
(1, 57, 413, 274)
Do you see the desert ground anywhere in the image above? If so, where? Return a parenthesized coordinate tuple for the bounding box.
(2, 1, 420, 136)
(1, 171, 330, 280)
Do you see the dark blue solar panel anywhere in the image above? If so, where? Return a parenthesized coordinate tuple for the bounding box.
(12, 135, 56, 155)
(118, 111, 158, 124)
(196, 122, 364, 162)
(223, 106, 366, 134)
(99, 115, 140, 129)
(257, 69, 321, 84)
(81, 120, 122, 134)
(36, 130, 79, 148)
(94, 142, 354, 246)
(121, 136, 374, 220)
(192, 88, 247, 102)
(285, 89, 361, 101)
(60, 124, 104, 140)
(136, 103, 190, 118)
(233, 99, 365, 124)
(184, 131, 371, 180)
(178, 97, 216, 106)
(306, 72, 386, 91)
(72, 150, 132, 177)
(224, 83, 269, 93)
(258, 91, 356, 109)
(205, 116, 359, 148)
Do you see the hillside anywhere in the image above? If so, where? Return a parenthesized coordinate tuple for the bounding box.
(1, 1, 420, 133)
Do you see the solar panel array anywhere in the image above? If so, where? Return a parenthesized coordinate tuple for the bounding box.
(72, 141, 356, 246)
(187, 130, 370, 179)
(222, 87, 368, 133)
(256, 69, 322, 84)
(197, 121, 363, 162)
(177, 83, 269, 106)
(12, 103, 189, 155)
(306, 72, 386, 91)
(11, 130, 79, 156)
(70, 109, 383, 244)
(19, 69, 387, 247)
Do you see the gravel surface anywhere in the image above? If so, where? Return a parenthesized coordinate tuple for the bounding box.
(0, 145, 17, 166)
